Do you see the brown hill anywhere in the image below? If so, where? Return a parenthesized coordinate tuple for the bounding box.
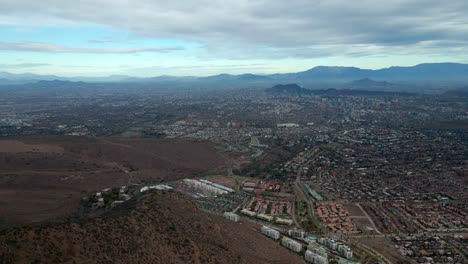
(0, 191, 304, 264)
(0, 136, 230, 228)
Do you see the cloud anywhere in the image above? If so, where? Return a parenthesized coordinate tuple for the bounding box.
(125, 63, 274, 76)
(0, 63, 50, 68)
(0, 41, 183, 54)
(0, 0, 467, 59)
(87, 36, 115, 44)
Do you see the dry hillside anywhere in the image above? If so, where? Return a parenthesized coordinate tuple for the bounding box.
(0, 191, 304, 264)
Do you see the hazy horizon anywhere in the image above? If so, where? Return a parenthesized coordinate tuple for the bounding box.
(2, 61, 467, 79)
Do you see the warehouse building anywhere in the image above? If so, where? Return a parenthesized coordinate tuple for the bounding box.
(183, 179, 231, 196)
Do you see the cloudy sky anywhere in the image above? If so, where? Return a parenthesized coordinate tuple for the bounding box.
(1, 0, 467, 76)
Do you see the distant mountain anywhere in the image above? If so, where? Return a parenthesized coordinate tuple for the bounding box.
(0, 78, 33, 85)
(270, 63, 468, 83)
(0, 72, 65, 84)
(1, 63, 468, 93)
(2, 63, 467, 84)
(311, 88, 413, 97)
(265, 83, 312, 95)
(442, 86, 468, 97)
(0, 71, 62, 81)
(35, 80, 86, 86)
(375, 63, 468, 80)
(199, 73, 271, 82)
(298, 66, 369, 79)
(266, 83, 413, 97)
(349, 78, 396, 88)
(0, 80, 107, 98)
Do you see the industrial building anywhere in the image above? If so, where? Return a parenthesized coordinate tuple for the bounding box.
(281, 237, 303, 253)
(223, 212, 240, 222)
(261, 226, 281, 240)
(183, 179, 232, 196)
(199, 179, 235, 193)
(140, 184, 173, 193)
(149, 184, 173, 191)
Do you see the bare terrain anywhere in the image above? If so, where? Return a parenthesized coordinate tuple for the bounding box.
(0, 191, 304, 264)
(0, 136, 229, 228)
(355, 237, 412, 264)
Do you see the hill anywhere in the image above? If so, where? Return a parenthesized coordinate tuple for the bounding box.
(1, 63, 468, 94)
(0, 191, 304, 264)
(286, 63, 468, 82)
(0, 137, 229, 229)
(441, 86, 468, 97)
(311, 88, 412, 97)
(1, 62, 468, 85)
(349, 78, 395, 88)
(265, 83, 312, 95)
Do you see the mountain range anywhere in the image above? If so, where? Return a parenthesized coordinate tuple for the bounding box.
(1, 63, 467, 83)
(1, 63, 468, 93)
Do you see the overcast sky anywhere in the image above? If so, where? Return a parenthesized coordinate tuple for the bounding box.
(1, 0, 467, 76)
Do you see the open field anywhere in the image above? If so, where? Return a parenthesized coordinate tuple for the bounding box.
(351, 218, 377, 234)
(205, 175, 238, 188)
(0, 140, 64, 153)
(354, 237, 412, 264)
(0, 136, 229, 228)
(344, 203, 367, 217)
(344, 203, 378, 233)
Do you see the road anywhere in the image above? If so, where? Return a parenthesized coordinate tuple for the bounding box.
(353, 241, 393, 264)
(350, 231, 468, 239)
(355, 202, 382, 234)
(291, 147, 328, 235)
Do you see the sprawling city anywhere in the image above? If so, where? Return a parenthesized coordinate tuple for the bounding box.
(0, 79, 466, 263)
